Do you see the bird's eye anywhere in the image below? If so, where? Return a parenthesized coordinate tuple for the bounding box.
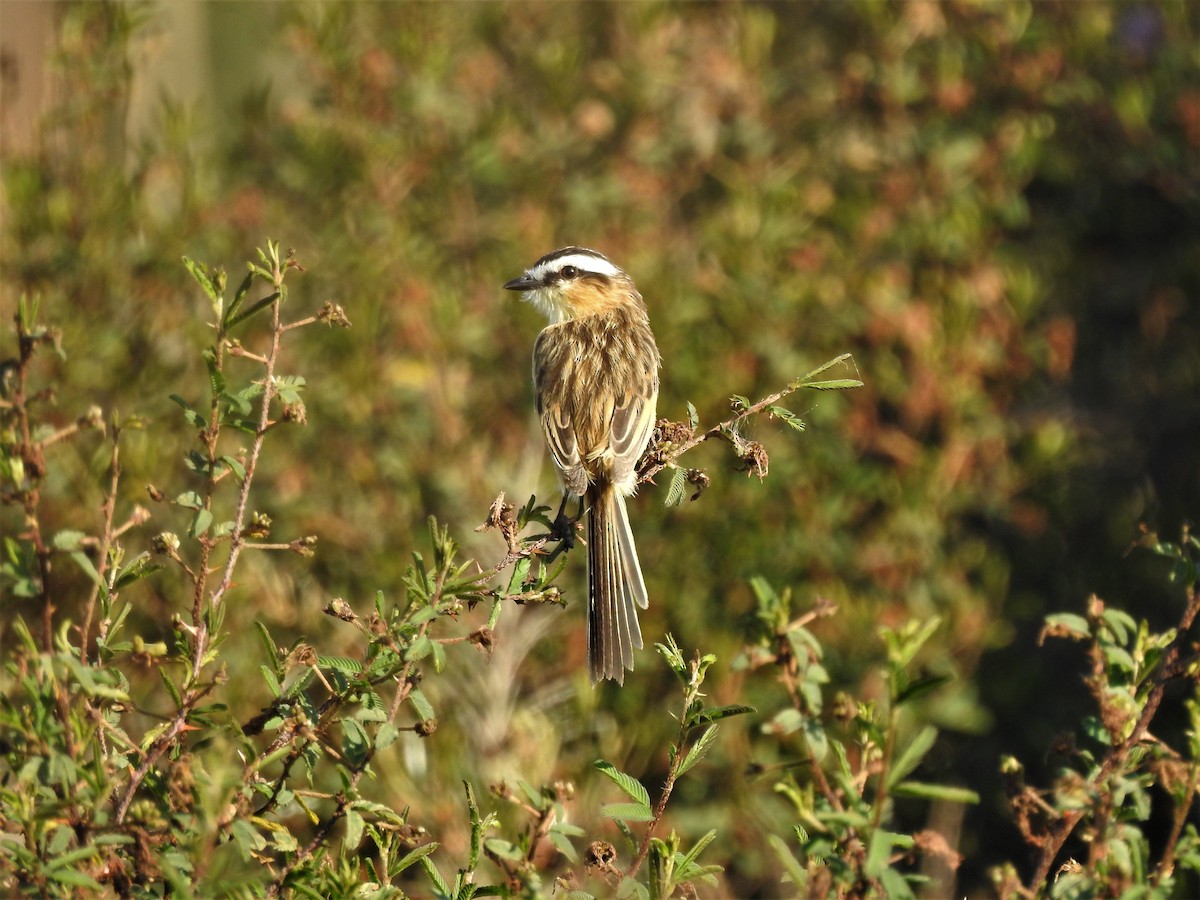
(560, 265, 578, 280)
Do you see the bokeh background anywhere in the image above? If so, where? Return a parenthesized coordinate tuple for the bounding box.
(3, 1, 1199, 894)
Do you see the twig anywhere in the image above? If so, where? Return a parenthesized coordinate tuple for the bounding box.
(639, 353, 860, 484)
(80, 424, 121, 666)
(1027, 582, 1200, 887)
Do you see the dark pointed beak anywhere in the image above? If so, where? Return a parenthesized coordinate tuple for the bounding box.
(504, 274, 537, 291)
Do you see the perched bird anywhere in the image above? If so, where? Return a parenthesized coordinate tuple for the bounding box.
(505, 247, 661, 684)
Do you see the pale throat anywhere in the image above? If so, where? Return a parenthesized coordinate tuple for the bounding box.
(522, 286, 575, 324)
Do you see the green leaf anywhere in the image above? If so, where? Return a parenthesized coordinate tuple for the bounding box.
(376, 723, 400, 751)
(676, 829, 717, 876)
(484, 838, 522, 861)
(160, 668, 184, 711)
(342, 718, 370, 764)
(1043, 612, 1090, 637)
(169, 394, 207, 429)
(888, 725, 937, 787)
(548, 829, 579, 863)
(190, 507, 213, 538)
(594, 760, 650, 806)
(203, 348, 227, 401)
(677, 724, 719, 776)
(182, 256, 224, 318)
(259, 664, 281, 698)
(801, 378, 863, 391)
(865, 829, 907, 879)
(47, 869, 103, 890)
(894, 673, 952, 706)
(175, 491, 203, 510)
(420, 855, 450, 895)
(686, 401, 699, 431)
(396, 842, 439, 874)
(687, 703, 756, 727)
(602, 802, 655, 822)
(52, 529, 87, 551)
(113, 553, 163, 589)
(768, 833, 808, 887)
(663, 467, 687, 507)
(790, 354, 861, 391)
(319, 655, 364, 675)
(225, 291, 280, 330)
(763, 708, 803, 736)
(890, 781, 980, 804)
(345, 808, 364, 850)
(409, 688, 435, 723)
(224, 270, 256, 329)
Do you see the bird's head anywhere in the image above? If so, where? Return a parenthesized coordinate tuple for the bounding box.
(504, 246, 639, 323)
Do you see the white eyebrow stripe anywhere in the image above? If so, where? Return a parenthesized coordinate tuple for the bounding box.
(531, 251, 621, 280)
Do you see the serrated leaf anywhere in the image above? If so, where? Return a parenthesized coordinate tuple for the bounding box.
(602, 802, 655, 822)
(260, 664, 281, 698)
(408, 688, 435, 722)
(160, 668, 184, 711)
(376, 723, 400, 751)
(663, 467, 687, 507)
(318, 655, 364, 675)
(225, 291, 280, 330)
(183, 256, 223, 317)
(594, 760, 650, 806)
(224, 270, 256, 330)
(687, 703, 756, 727)
(113, 553, 163, 589)
(791, 353, 857, 388)
(678, 724, 719, 776)
(254, 621, 278, 664)
(420, 855, 450, 894)
(396, 842, 439, 873)
(190, 508, 213, 538)
(676, 829, 718, 882)
(203, 349, 226, 401)
(801, 378, 863, 391)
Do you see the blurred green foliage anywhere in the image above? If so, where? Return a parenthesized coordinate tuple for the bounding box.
(2, 1, 1199, 894)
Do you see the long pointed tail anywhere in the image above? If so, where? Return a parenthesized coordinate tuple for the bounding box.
(586, 487, 648, 685)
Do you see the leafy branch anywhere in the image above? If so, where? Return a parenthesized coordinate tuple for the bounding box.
(591, 636, 754, 898)
(1001, 525, 1200, 895)
(639, 353, 862, 503)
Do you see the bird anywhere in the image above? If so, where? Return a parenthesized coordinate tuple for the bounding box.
(504, 247, 661, 684)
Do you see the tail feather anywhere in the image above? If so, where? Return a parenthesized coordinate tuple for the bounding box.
(586, 488, 646, 684)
